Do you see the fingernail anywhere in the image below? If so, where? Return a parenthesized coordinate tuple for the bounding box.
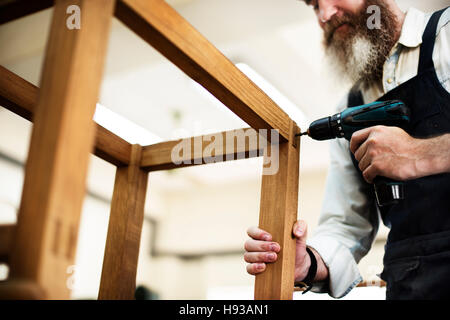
(270, 244, 279, 252)
(296, 227, 303, 236)
(257, 263, 264, 270)
(267, 253, 276, 260)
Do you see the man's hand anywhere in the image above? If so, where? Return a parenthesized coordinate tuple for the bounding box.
(350, 126, 450, 183)
(244, 220, 328, 283)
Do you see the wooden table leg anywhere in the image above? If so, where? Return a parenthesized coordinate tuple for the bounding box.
(98, 144, 149, 300)
(254, 121, 301, 300)
(3, 0, 115, 299)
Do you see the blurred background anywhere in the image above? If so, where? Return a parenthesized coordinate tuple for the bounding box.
(0, 0, 447, 300)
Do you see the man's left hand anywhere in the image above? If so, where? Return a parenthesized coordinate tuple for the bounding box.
(349, 125, 422, 183)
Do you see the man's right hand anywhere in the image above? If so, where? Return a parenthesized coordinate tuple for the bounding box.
(244, 220, 328, 283)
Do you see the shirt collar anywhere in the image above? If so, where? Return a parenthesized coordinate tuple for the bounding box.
(397, 7, 428, 48)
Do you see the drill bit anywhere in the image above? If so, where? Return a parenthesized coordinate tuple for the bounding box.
(296, 131, 309, 137)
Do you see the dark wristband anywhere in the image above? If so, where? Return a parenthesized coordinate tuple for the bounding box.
(294, 246, 317, 294)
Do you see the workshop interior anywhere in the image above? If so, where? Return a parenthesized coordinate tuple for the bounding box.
(0, 0, 448, 300)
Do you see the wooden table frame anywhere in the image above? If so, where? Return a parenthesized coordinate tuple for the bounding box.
(0, 0, 301, 300)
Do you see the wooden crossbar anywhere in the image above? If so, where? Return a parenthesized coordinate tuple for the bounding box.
(141, 128, 269, 171)
(0, 66, 277, 170)
(0, 65, 132, 166)
(0, 65, 287, 174)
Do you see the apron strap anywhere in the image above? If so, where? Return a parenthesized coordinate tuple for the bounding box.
(347, 80, 364, 107)
(418, 7, 449, 74)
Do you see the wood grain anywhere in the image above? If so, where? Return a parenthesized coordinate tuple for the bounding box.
(115, 0, 291, 142)
(0, 66, 36, 121)
(98, 144, 148, 300)
(141, 128, 267, 171)
(94, 124, 132, 167)
(0, 65, 132, 167)
(254, 121, 301, 300)
(7, 0, 114, 299)
(1, 0, 304, 301)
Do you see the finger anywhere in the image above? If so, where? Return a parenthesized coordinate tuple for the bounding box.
(244, 239, 281, 253)
(363, 164, 379, 183)
(358, 151, 372, 173)
(350, 127, 372, 154)
(354, 139, 370, 162)
(247, 226, 272, 241)
(292, 220, 308, 244)
(244, 251, 277, 263)
(246, 263, 266, 275)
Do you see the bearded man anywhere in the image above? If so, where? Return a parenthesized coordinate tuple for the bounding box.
(244, 0, 450, 299)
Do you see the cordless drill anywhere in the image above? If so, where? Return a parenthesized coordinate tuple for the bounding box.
(297, 100, 411, 207)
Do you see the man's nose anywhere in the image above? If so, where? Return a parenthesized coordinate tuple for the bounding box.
(317, 0, 339, 23)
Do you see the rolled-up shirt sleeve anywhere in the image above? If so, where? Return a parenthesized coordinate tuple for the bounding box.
(306, 100, 380, 298)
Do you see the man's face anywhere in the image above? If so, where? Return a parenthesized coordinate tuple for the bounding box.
(307, 0, 366, 37)
(304, 0, 398, 85)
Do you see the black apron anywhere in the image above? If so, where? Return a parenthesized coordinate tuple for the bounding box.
(347, 8, 450, 300)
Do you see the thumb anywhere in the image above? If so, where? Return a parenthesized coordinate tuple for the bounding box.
(292, 220, 308, 246)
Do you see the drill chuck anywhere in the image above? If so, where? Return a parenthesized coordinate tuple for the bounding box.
(303, 100, 410, 141)
(307, 113, 345, 140)
(307, 117, 334, 140)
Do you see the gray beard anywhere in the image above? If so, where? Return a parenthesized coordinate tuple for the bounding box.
(322, 0, 399, 87)
(324, 34, 387, 86)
